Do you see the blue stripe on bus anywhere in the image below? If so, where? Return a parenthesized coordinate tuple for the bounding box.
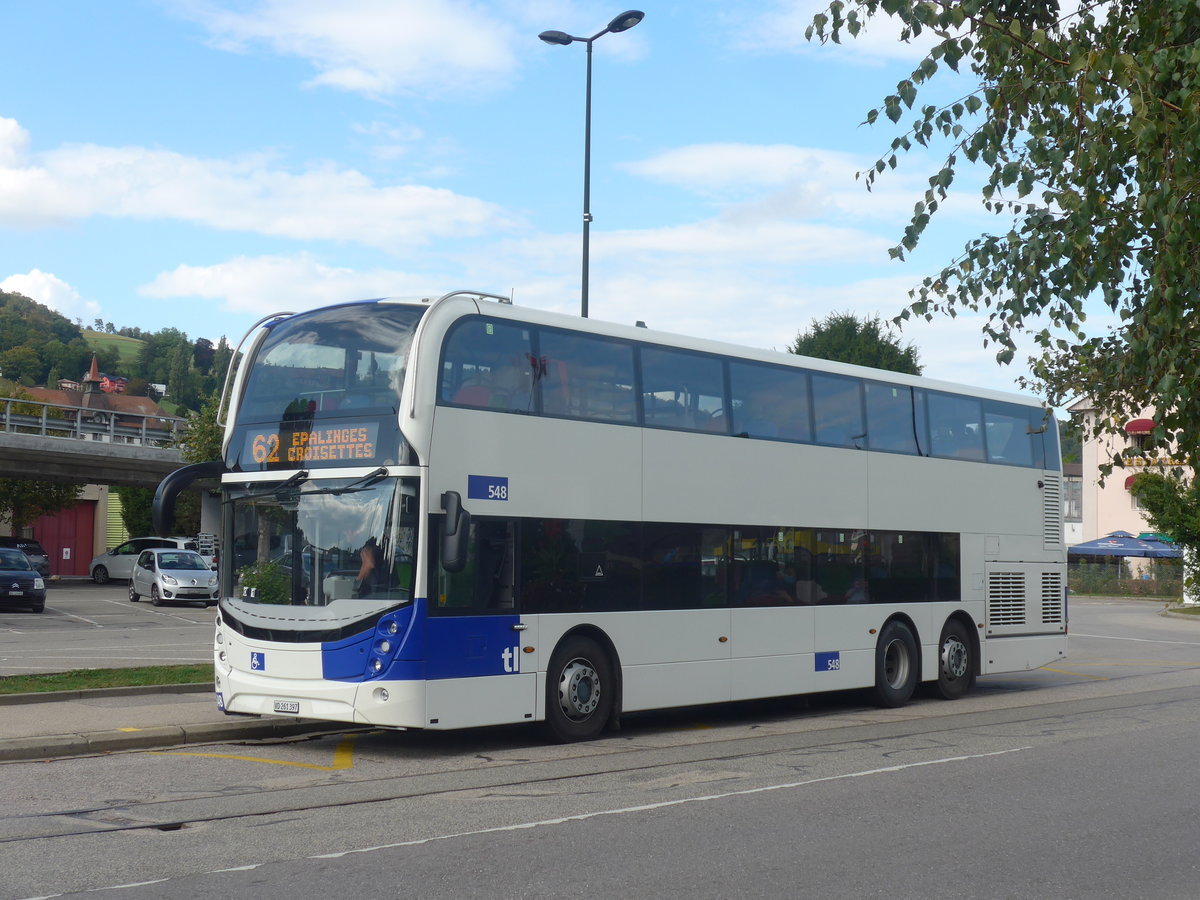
(321, 599, 523, 682)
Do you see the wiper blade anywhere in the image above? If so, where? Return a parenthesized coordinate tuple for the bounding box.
(310, 467, 390, 496)
(226, 469, 310, 502)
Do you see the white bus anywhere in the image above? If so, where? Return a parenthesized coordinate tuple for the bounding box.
(156, 291, 1067, 741)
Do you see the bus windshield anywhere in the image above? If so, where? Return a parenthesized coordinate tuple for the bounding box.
(223, 475, 418, 632)
(227, 302, 425, 472)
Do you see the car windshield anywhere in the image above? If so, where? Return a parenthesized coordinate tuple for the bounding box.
(0, 550, 32, 570)
(159, 552, 208, 570)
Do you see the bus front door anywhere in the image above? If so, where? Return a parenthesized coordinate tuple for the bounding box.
(425, 518, 535, 729)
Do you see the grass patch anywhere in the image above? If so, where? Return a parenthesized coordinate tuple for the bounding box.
(83, 330, 145, 366)
(1168, 604, 1200, 616)
(0, 665, 210, 695)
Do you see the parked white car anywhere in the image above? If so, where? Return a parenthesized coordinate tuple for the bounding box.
(128, 548, 218, 606)
(90, 536, 213, 584)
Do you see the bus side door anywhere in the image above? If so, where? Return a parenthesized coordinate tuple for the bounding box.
(425, 518, 535, 729)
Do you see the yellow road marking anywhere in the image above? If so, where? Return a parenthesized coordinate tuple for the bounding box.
(155, 734, 358, 770)
(1041, 666, 1109, 680)
(117, 727, 142, 733)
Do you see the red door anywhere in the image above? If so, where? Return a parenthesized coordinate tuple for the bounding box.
(33, 502, 96, 578)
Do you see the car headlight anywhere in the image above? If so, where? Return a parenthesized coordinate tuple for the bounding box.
(208, 575, 219, 587)
(33, 577, 44, 589)
(163, 575, 179, 586)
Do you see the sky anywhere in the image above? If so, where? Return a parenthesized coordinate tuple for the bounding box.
(1, 0, 1061, 398)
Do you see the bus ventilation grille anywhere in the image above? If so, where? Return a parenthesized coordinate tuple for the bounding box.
(987, 572, 1027, 626)
(1042, 474, 1063, 549)
(1041, 571, 1065, 624)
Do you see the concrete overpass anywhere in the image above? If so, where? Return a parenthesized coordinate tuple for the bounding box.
(0, 397, 189, 488)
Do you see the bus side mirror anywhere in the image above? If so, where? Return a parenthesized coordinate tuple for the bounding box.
(440, 491, 471, 573)
(153, 460, 225, 536)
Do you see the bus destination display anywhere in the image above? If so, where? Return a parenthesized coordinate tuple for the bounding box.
(245, 423, 380, 467)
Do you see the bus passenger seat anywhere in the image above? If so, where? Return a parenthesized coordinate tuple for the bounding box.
(452, 384, 492, 407)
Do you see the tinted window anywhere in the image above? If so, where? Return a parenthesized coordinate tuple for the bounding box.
(811, 374, 865, 448)
(640, 347, 724, 432)
(927, 392, 984, 461)
(864, 382, 919, 454)
(440, 318, 537, 413)
(642, 523, 728, 609)
(538, 330, 637, 423)
(519, 519, 640, 613)
(729, 362, 811, 442)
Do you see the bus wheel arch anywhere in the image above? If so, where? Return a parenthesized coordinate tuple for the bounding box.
(543, 627, 621, 742)
(933, 613, 977, 700)
(873, 615, 920, 708)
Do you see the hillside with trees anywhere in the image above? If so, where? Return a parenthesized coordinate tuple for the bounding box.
(0, 290, 231, 413)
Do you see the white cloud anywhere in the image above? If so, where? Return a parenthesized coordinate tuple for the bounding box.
(175, 0, 523, 97)
(139, 254, 440, 318)
(735, 0, 936, 64)
(0, 124, 511, 250)
(1, 269, 101, 322)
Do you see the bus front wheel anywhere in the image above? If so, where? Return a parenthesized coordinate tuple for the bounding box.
(873, 620, 918, 708)
(545, 636, 614, 743)
(934, 618, 976, 700)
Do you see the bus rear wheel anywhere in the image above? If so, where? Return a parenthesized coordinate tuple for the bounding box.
(873, 620, 918, 708)
(934, 618, 976, 700)
(545, 636, 613, 743)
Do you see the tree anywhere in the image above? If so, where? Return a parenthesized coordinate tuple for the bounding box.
(1129, 472, 1200, 594)
(114, 485, 154, 536)
(789, 311, 922, 374)
(193, 337, 215, 375)
(0, 479, 80, 532)
(807, 1, 1200, 456)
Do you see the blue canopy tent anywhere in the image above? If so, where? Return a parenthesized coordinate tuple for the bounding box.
(1069, 531, 1182, 558)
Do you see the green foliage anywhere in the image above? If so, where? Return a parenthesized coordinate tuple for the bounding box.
(0, 291, 229, 415)
(1059, 417, 1081, 464)
(178, 393, 225, 463)
(0, 478, 81, 531)
(114, 485, 155, 536)
(1129, 472, 1200, 591)
(238, 561, 291, 605)
(807, 1, 1200, 455)
(1068, 558, 1182, 598)
(789, 311, 923, 374)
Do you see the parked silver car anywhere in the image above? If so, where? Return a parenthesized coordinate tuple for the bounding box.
(91, 536, 210, 584)
(128, 548, 218, 607)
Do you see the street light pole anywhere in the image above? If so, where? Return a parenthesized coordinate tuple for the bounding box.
(539, 10, 644, 319)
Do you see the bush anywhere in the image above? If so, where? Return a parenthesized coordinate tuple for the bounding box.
(1068, 558, 1182, 597)
(237, 561, 291, 604)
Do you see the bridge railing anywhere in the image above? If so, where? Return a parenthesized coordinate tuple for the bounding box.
(0, 396, 189, 447)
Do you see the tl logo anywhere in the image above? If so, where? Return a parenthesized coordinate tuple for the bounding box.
(501, 645, 521, 673)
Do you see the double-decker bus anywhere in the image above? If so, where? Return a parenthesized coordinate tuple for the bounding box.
(155, 291, 1067, 741)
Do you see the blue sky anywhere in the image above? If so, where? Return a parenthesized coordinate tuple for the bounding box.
(1, 1, 1052, 395)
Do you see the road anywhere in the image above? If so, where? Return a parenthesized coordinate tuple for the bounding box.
(2, 596, 1199, 899)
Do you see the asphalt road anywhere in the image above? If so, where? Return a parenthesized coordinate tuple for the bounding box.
(1, 596, 1199, 898)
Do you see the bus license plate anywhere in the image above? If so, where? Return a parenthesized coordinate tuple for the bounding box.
(273, 700, 300, 714)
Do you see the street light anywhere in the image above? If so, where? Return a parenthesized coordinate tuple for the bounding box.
(539, 10, 644, 318)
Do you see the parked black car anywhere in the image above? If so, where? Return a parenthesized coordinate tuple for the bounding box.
(0, 537, 50, 579)
(0, 548, 46, 613)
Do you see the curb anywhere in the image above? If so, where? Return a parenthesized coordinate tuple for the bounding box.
(0, 682, 212, 706)
(0, 716, 344, 763)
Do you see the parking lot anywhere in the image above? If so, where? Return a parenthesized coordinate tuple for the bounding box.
(0, 580, 213, 676)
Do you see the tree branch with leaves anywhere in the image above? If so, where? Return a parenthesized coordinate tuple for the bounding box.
(808, 0, 1200, 458)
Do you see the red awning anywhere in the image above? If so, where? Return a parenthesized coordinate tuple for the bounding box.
(1124, 474, 1138, 489)
(1125, 418, 1154, 434)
